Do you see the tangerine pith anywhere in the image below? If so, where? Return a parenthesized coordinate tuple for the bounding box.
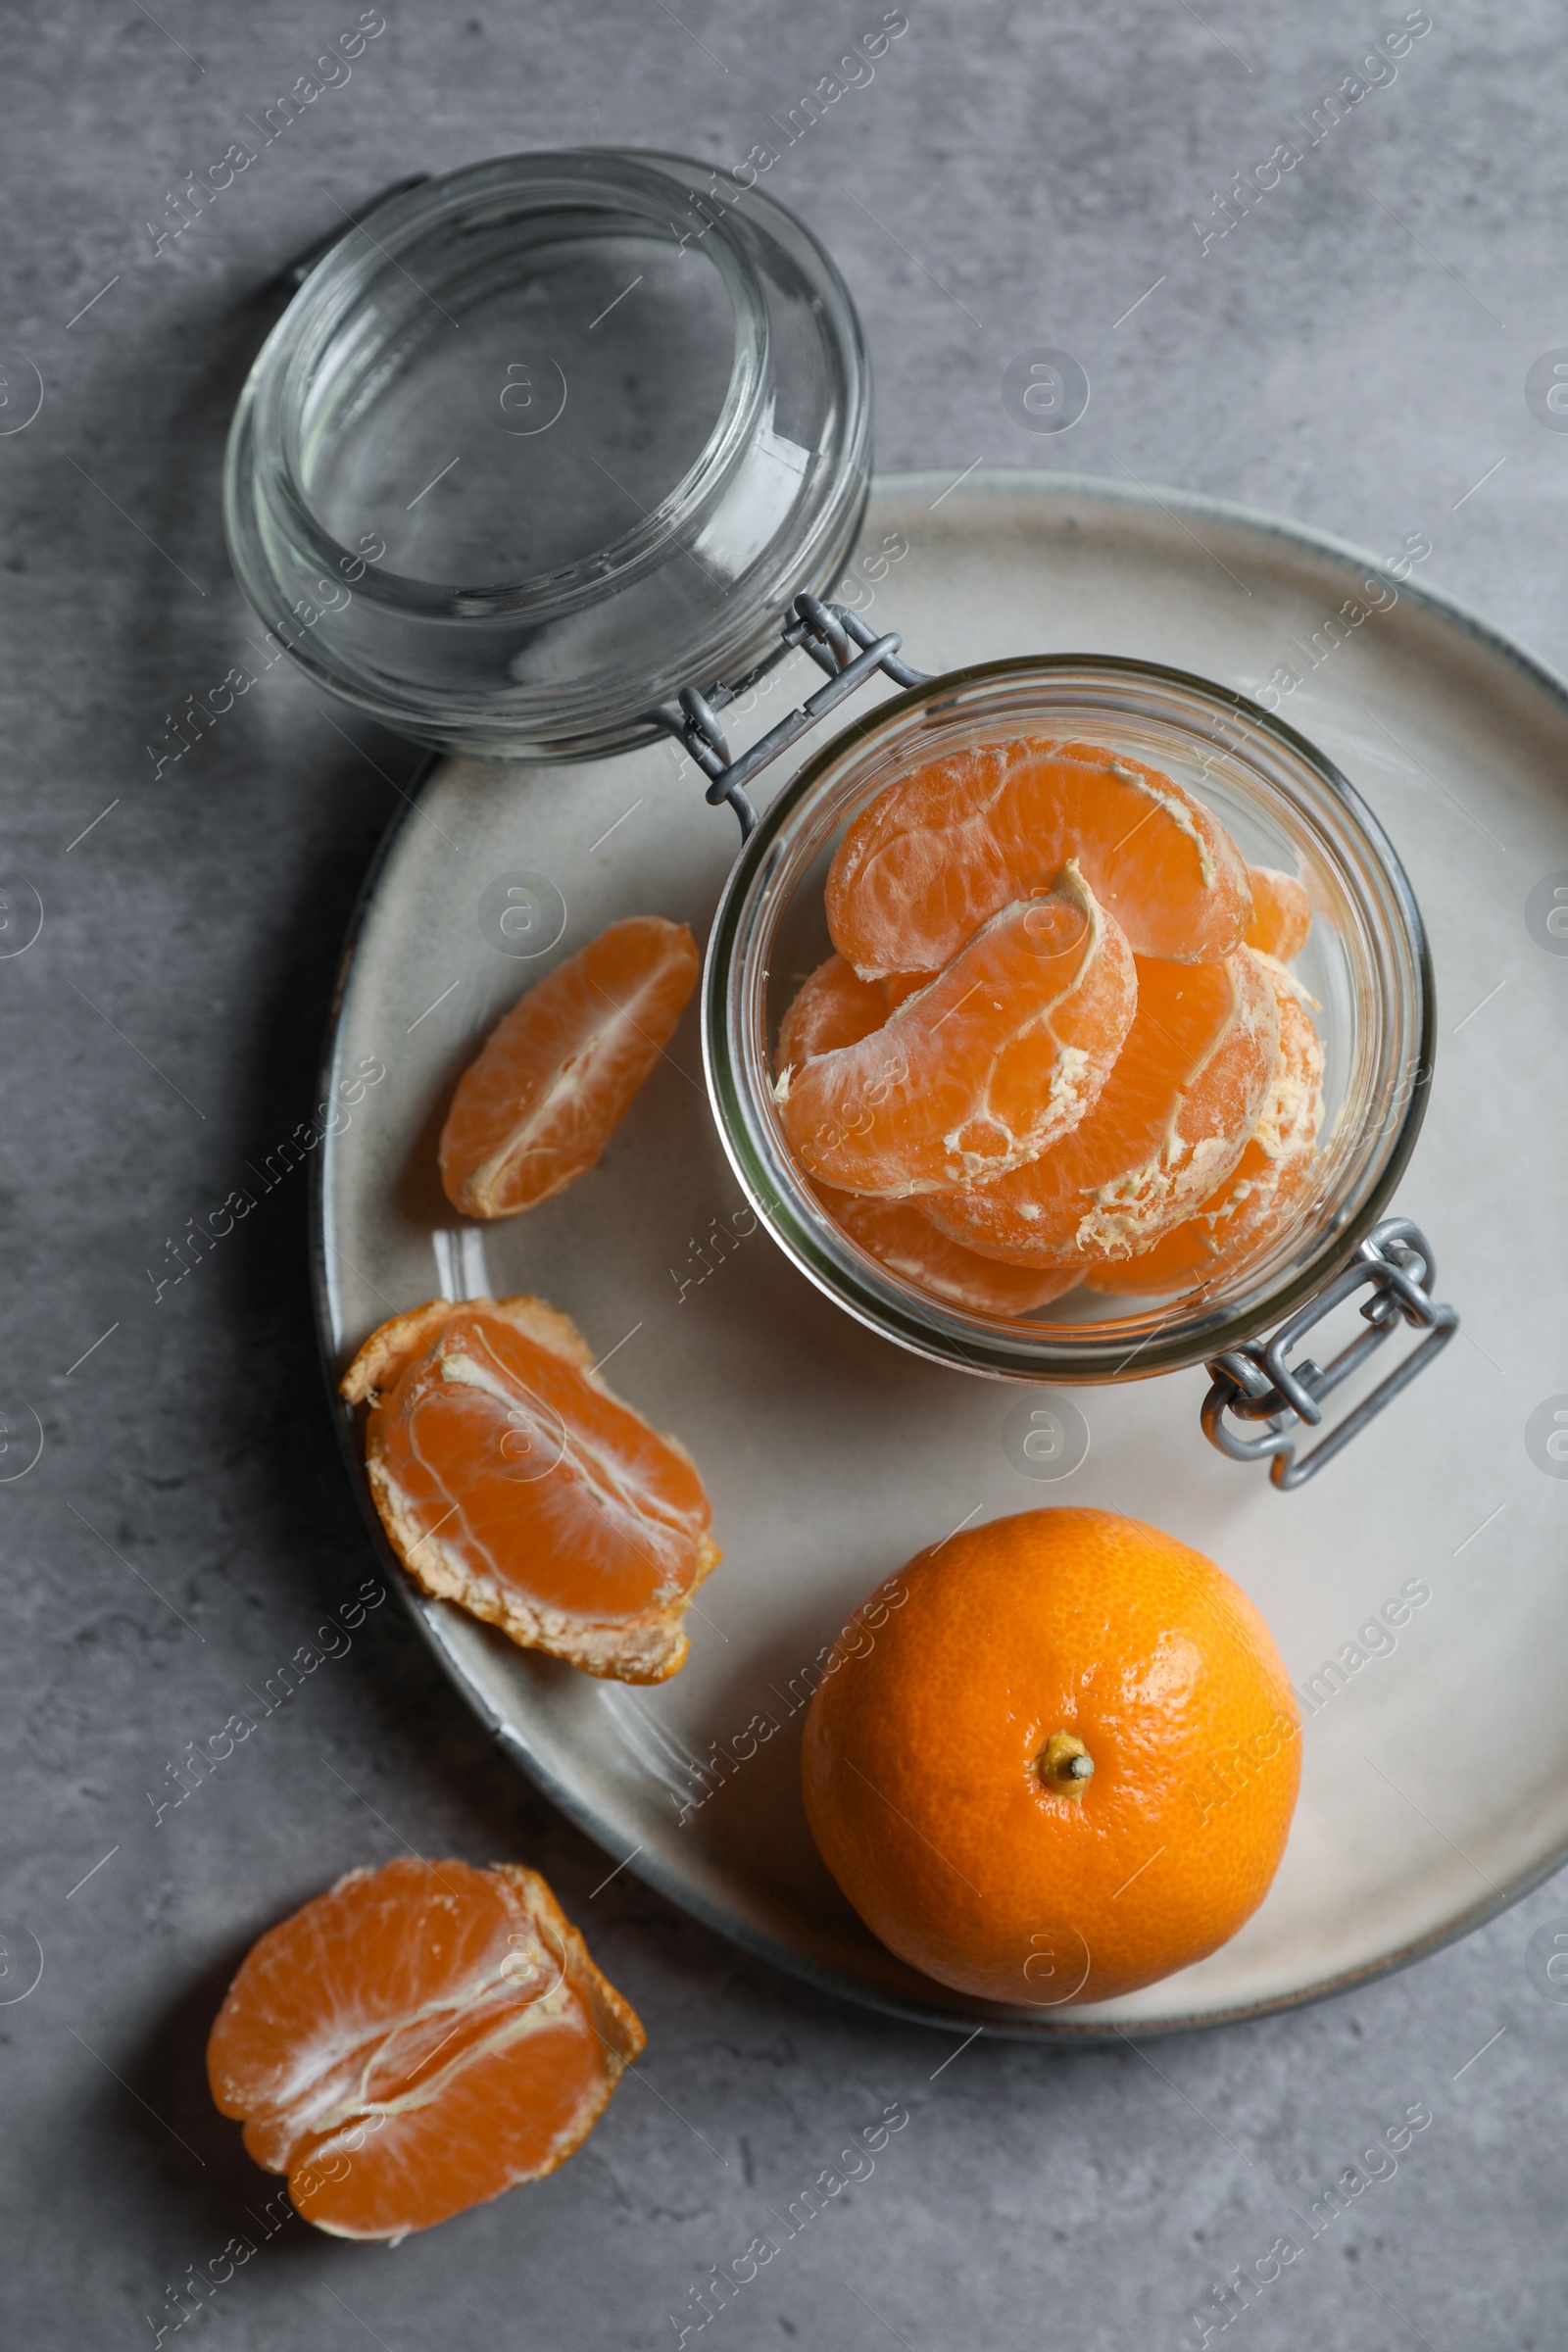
(801, 1508, 1300, 2007)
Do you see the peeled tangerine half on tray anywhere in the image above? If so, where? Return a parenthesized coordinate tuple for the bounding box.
(775, 864, 1136, 1196)
(341, 1295, 719, 1683)
(928, 948, 1280, 1267)
(208, 1858, 644, 2241)
(824, 736, 1252, 979)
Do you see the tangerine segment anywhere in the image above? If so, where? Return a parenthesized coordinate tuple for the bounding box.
(777, 954, 888, 1068)
(1244, 865, 1312, 962)
(208, 1858, 644, 2241)
(801, 1508, 1300, 2007)
(825, 736, 1252, 978)
(817, 1186, 1085, 1318)
(440, 915, 698, 1218)
(775, 866, 1136, 1197)
(1085, 968, 1323, 1297)
(341, 1295, 719, 1683)
(928, 948, 1279, 1266)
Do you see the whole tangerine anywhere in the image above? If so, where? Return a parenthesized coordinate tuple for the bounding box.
(801, 1507, 1299, 2009)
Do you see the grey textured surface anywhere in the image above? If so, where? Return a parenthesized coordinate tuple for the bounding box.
(3, 2, 1565, 2345)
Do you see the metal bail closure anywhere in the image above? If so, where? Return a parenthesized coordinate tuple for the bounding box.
(653, 594, 931, 839)
(1201, 1217, 1457, 1490)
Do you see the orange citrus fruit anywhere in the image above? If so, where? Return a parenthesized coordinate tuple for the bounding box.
(776, 866, 1136, 1196)
(440, 915, 698, 1217)
(208, 1858, 643, 2240)
(1244, 864, 1312, 962)
(926, 948, 1279, 1266)
(802, 1508, 1299, 2007)
(816, 1185, 1084, 1317)
(777, 952, 887, 1067)
(825, 737, 1252, 978)
(341, 1295, 718, 1683)
(1084, 966, 1323, 1297)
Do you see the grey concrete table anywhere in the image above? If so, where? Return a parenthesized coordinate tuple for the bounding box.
(4, 3, 1563, 2344)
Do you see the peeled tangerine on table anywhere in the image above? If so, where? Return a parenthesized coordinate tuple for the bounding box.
(208, 1858, 644, 2240)
(775, 864, 1137, 1196)
(341, 1295, 719, 1684)
(439, 915, 698, 1219)
(928, 948, 1279, 1267)
(825, 737, 1252, 980)
(1085, 963, 1323, 1298)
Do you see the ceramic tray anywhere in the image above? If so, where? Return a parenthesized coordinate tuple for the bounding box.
(315, 470, 1568, 2038)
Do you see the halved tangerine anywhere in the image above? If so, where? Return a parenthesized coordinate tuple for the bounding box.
(775, 865, 1136, 1196)
(825, 737, 1252, 978)
(817, 1186, 1085, 1317)
(1244, 865, 1312, 962)
(927, 948, 1279, 1266)
(207, 1857, 644, 2241)
(440, 915, 698, 1218)
(1084, 966, 1323, 1297)
(341, 1295, 719, 1683)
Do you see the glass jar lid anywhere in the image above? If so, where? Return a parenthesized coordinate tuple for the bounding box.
(224, 150, 871, 760)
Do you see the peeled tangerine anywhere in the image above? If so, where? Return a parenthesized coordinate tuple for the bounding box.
(1086, 967, 1323, 1297)
(928, 949, 1279, 1267)
(341, 1296, 718, 1683)
(208, 1858, 644, 2240)
(825, 737, 1252, 979)
(440, 915, 698, 1218)
(1244, 865, 1312, 962)
(817, 1187, 1085, 1318)
(775, 865, 1136, 1196)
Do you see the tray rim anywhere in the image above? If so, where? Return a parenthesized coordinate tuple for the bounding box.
(311, 465, 1568, 2040)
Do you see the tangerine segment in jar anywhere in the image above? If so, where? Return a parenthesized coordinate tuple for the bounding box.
(1085, 966, 1323, 1297)
(340, 1296, 719, 1684)
(775, 867, 1136, 1196)
(207, 1858, 644, 2241)
(825, 737, 1252, 979)
(927, 948, 1279, 1266)
(777, 953, 888, 1067)
(801, 1508, 1300, 2007)
(816, 1186, 1085, 1318)
(1244, 865, 1312, 962)
(439, 915, 698, 1219)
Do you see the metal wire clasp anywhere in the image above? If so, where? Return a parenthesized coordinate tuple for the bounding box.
(653, 594, 930, 838)
(1200, 1218, 1457, 1490)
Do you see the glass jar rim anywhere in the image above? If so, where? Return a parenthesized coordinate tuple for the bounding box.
(702, 652, 1436, 1384)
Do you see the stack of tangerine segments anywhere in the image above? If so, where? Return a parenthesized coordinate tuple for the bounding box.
(773, 738, 1323, 1314)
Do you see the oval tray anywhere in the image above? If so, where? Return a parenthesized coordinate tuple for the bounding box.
(315, 470, 1568, 2037)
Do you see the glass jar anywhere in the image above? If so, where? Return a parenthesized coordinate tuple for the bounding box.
(702, 655, 1434, 1383)
(223, 150, 870, 760)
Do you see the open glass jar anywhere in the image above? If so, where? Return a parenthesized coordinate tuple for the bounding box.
(704, 651, 1433, 1382)
(226, 150, 1455, 1484)
(224, 149, 870, 760)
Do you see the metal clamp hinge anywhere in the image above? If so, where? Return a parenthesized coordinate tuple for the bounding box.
(652, 593, 930, 839)
(1201, 1216, 1457, 1490)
